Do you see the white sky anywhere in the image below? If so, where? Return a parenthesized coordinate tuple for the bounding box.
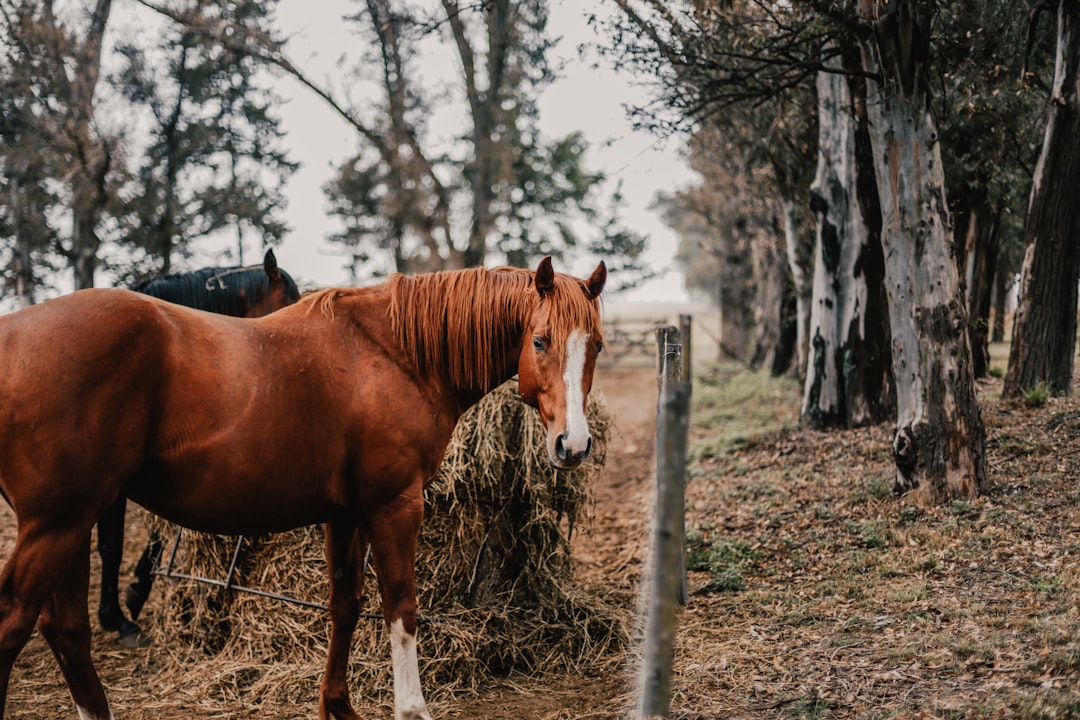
(222, 0, 695, 303)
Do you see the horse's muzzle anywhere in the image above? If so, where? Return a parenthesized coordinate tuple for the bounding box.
(551, 432, 592, 470)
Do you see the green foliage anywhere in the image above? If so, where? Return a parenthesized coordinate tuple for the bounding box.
(111, 0, 296, 280)
(1023, 383, 1052, 408)
(935, 0, 1049, 290)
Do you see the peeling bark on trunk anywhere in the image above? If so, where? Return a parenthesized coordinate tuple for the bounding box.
(1003, 0, 1080, 397)
(859, 0, 987, 502)
(802, 51, 893, 430)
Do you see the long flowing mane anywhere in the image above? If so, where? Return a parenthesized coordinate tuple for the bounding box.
(388, 266, 602, 395)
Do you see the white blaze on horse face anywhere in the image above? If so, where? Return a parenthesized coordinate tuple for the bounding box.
(561, 329, 590, 453)
(390, 618, 432, 720)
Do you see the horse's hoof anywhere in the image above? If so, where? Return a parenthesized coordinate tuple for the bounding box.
(116, 624, 152, 649)
(125, 584, 150, 620)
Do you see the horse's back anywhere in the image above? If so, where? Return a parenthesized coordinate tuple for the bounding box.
(0, 289, 171, 401)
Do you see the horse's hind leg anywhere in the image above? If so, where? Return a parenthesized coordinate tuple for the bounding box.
(319, 520, 366, 720)
(0, 525, 110, 720)
(96, 497, 136, 637)
(125, 534, 164, 621)
(38, 534, 113, 720)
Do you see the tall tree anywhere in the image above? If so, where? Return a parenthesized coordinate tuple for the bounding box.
(0, 2, 61, 306)
(320, 1, 638, 276)
(141, 0, 641, 277)
(113, 0, 295, 279)
(609, 0, 990, 500)
(0, 0, 118, 291)
(661, 136, 760, 362)
(611, 0, 818, 374)
(608, 0, 890, 402)
(1004, 0, 1080, 397)
(937, 0, 1046, 380)
(848, 0, 986, 500)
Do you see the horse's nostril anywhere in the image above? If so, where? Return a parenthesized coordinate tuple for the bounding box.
(554, 433, 567, 459)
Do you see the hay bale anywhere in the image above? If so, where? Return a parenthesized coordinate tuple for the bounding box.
(142, 380, 627, 705)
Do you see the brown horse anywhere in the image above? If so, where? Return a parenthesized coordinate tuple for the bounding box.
(0, 257, 605, 720)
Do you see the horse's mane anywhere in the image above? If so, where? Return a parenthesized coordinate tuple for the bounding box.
(307, 266, 601, 395)
(134, 265, 298, 315)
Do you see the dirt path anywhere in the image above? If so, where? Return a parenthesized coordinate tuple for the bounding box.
(577, 365, 657, 591)
(446, 363, 659, 719)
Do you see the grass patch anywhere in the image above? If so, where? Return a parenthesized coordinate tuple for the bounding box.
(1023, 382, 1051, 408)
(689, 364, 800, 458)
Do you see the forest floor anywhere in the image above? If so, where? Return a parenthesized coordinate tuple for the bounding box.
(3, 347, 1080, 719)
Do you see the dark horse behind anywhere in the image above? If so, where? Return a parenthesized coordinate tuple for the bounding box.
(0, 257, 604, 720)
(97, 248, 300, 645)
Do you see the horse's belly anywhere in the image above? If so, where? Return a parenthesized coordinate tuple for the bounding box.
(127, 459, 338, 536)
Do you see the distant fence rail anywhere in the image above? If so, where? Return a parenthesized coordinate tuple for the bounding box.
(603, 317, 665, 365)
(603, 303, 717, 367)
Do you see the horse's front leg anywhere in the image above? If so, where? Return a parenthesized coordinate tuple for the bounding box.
(319, 520, 367, 720)
(368, 493, 431, 720)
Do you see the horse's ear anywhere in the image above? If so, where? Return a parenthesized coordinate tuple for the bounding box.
(263, 248, 282, 282)
(584, 261, 607, 299)
(535, 256, 555, 298)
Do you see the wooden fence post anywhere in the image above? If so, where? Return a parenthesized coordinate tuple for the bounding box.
(679, 314, 692, 385)
(640, 327, 691, 718)
(655, 326, 690, 606)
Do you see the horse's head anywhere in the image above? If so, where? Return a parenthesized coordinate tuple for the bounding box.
(517, 257, 607, 470)
(244, 248, 301, 317)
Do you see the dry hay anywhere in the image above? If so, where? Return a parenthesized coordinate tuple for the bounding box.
(141, 380, 628, 708)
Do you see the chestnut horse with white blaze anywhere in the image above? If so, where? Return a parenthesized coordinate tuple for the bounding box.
(0, 257, 605, 720)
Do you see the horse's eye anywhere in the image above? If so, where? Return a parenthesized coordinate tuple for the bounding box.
(596, 340, 604, 354)
(533, 336, 546, 352)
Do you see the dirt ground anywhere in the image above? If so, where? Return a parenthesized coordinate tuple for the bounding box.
(0, 363, 661, 719)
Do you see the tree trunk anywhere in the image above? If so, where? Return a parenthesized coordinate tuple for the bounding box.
(750, 227, 796, 375)
(8, 174, 36, 308)
(45, 0, 113, 291)
(859, 0, 987, 501)
(801, 50, 893, 429)
(781, 198, 812, 381)
(992, 262, 1009, 344)
(1003, 0, 1080, 397)
(960, 197, 1001, 379)
(718, 228, 755, 363)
